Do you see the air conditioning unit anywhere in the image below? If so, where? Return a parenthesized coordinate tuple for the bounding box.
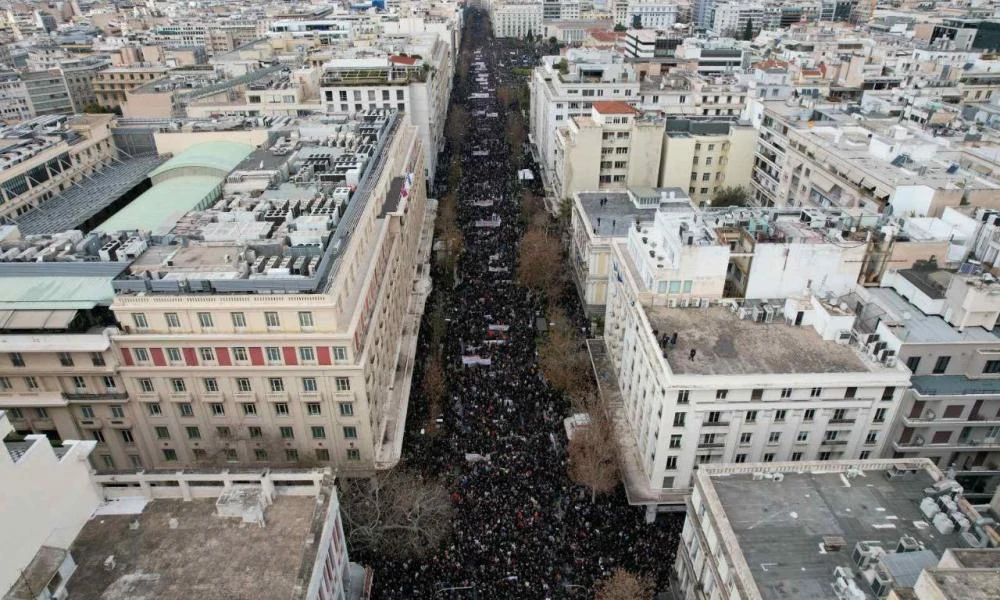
(852, 541, 885, 569)
(668, 298, 678, 308)
(680, 298, 690, 308)
(885, 357, 897, 367)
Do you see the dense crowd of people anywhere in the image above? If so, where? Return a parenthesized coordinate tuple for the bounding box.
(361, 11, 684, 598)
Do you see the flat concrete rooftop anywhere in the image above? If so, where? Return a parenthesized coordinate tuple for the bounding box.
(644, 305, 870, 375)
(66, 496, 317, 600)
(711, 468, 967, 600)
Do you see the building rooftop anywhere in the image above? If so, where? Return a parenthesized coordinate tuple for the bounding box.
(864, 287, 1000, 344)
(592, 100, 639, 115)
(66, 496, 319, 600)
(708, 465, 968, 600)
(644, 305, 870, 375)
(95, 176, 225, 236)
(149, 141, 255, 179)
(577, 190, 692, 238)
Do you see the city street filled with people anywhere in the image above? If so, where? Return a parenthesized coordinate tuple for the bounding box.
(359, 10, 684, 599)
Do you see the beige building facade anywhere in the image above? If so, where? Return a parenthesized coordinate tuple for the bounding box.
(659, 118, 757, 206)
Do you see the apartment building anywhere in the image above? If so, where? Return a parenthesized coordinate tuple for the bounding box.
(319, 33, 454, 185)
(490, 1, 543, 39)
(659, 118, 757, 205)
(0, 71, 32, 122)
(635, 72, 749, 118)
(19, 69, 74, 116)
(602, 236, 910, 505)
(852, 266, 1000, 502)
(620, 1, 679, 29)
(529, 51, 639, 190)
(676, 459, 999, 600)
(0, 114, 117, 219)
(99, 111, 427, 473)
(93, 65, 171, 110)
(552, 101, 663, 199)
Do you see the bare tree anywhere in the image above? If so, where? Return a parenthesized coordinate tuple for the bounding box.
(422, 355, 446, 433)
(538, 308, 590, 394)
(506, 111, 527, 163)
(517, 228, 562, 299)
(340, 470, 453, 558)
(566, 395, 619, 504)
(445, 104, 469, 145)
(594, 568, 655, 600)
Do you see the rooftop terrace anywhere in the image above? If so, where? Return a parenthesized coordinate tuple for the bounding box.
(644, 305, 870, 375)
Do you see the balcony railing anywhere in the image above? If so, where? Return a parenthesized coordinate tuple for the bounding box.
(64, 391, 129, 401)
(820, 439, 848, 446)
(828, 418, 856, 425)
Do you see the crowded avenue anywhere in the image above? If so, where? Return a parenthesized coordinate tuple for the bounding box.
(357, 10, 683, 599)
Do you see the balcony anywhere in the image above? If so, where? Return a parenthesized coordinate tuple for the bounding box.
(701, 421, 730, 428)
(64, 391, 129, 401)
(697, 442, 725, 449)
(828, 418, 856, 425)
(894, 438, 1000, 452)
(106, 417, 132, 429)
(78, 418, 104, 429)
(902, 414, 1000, 427)
(820, 439, 848, 446)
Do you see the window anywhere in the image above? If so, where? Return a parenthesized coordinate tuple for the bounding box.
(286, 449, 299, 461)
(166, 348, 182, 363)
(298, 312, 314, 328)
(339, 402, 354, 417)
(155, 426, 170, 440)
(268, 378, 285, 392)
(716, 389, 728, 399)
(824, 430, 838, 441)
(204, 378, 219, 393)
(343, 426, 358, 439)
(333, 347, 348, 362)
(216, 426, 231, 439)
(763, 453, 775, 462)
(242, 403, 257, 416)
(677, 390, 690, 404)
(750, 389, 764, 401)
(739, 432, 752, 445)
(810, 387, 821, 398)
(865, 430, 878, 445)
(91, 352, 106, 366)
(231, 312, 247, 328)
(232, 347, 248, 362)
(669, 434, 682, 448)
(768, 432, 781, 444)
(280, 427, 294, 439)
(780, 388, 792, 399)
(307, 403, 322, 416)
(859, 450, 871, 460)
(265, 312, 280, 327)
(819, 451, 832, 461)
(24, 376, 39, 390)
(335, 377, 351, 392)
(248, 426, 262, 439)
(346, 449, 361, 461)
(275, 403, 289, 416)
(58, 352, 74, 367)
(199, 347, 214, 362)
(932, 431, 952, 444)
(803, 409, 815, 422)
(707, 411, 723, 424)
(186, 426, 201, 439)
(210, 403, 225, 416)
(873, 408, 887, 423)
(148, 403, 162, 416)
(299, 347, 315, 362)
(832, 408, 847, 421)
(224, 448, 238, 462)
(72, 376, 86, 389)
(791, 452, 803, 461)
(34, 407, 48, 419)
(110, 405, 125, 418)
(984, 360, 1000, 374)
(666, 456, 678, 469)
(673, 413, 685, 427)
(179, 403, 194, 417)
(882, 387, 896, 401)
(0, 377, 9, 390)
(313, 449, 330, 461)
(80, 405, 95, 418)
(197, 312, 214, 328)
(774, 410, 787, 422)
(170, 378, 186, 393)
(134, 348, 151, 363)
(254, 449, 268, 461)
(797, 431, 808, 442)
(266, 347, 281, 363)
(132, 313, 148, 329)
(735, 454, 747, 463)
(121, 429, 135, 444)
(844, 387, 857, 399)
(92, 430, 106, 443)
(9, 352, 24, 367)
(103, 376, 116, 390)
(933, 356, 951, 374)
(163, 449, 177, 461)
(236, 378, 251, 393)
(302, 377, 318, 392)
(906, 356, 921, 373)
(746, 410, 757, 423)
(311, 426, 326, 439)
(165, 312, 180, 328)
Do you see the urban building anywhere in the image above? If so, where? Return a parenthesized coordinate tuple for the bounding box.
(0, 71, 32, 122)
(19, 69, 74, 116)
(93, 65, 172, 110)
(659, 118, 757, 205)
(620, 1, 679, 29)
(490, 1, 544, 39)
(676, 459, 1000, 600)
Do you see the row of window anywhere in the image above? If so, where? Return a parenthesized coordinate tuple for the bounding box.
(332, 89, 406, 102)
(136, 375, 351, 394)
(95, 447, 361, 470)
(141, 399, 354, 418)
(146, 423, 357, 441)
(129, 345, 349, 368)
(676, 386, 895, 403)
(662, 449, 871, 473)
(669, 407, 888, 427)
(7, 351, 106, 368)
(134, 310, 316, 331)
(0, 375, 116, 391)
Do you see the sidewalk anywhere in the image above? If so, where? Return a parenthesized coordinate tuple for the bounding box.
(586, 338, 688, 509)
(375, 199, 437, 469)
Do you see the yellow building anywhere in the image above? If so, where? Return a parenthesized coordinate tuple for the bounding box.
(658, 118, 757, 206)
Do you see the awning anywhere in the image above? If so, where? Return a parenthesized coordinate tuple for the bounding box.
(0, 309, 78, 330)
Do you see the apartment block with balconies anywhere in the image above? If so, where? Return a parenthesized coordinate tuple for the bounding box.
(854, 266, 1000, 501)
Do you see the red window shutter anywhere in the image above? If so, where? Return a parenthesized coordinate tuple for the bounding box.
(249, 347, 264, 366)
(282, 347, 298, 366)
(121, 348, 134, 366)
(215, 347, 231, 366)
(317, 346, 331, 366)
(150, 347, 166, 366)
(183, 347, 198, 366)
